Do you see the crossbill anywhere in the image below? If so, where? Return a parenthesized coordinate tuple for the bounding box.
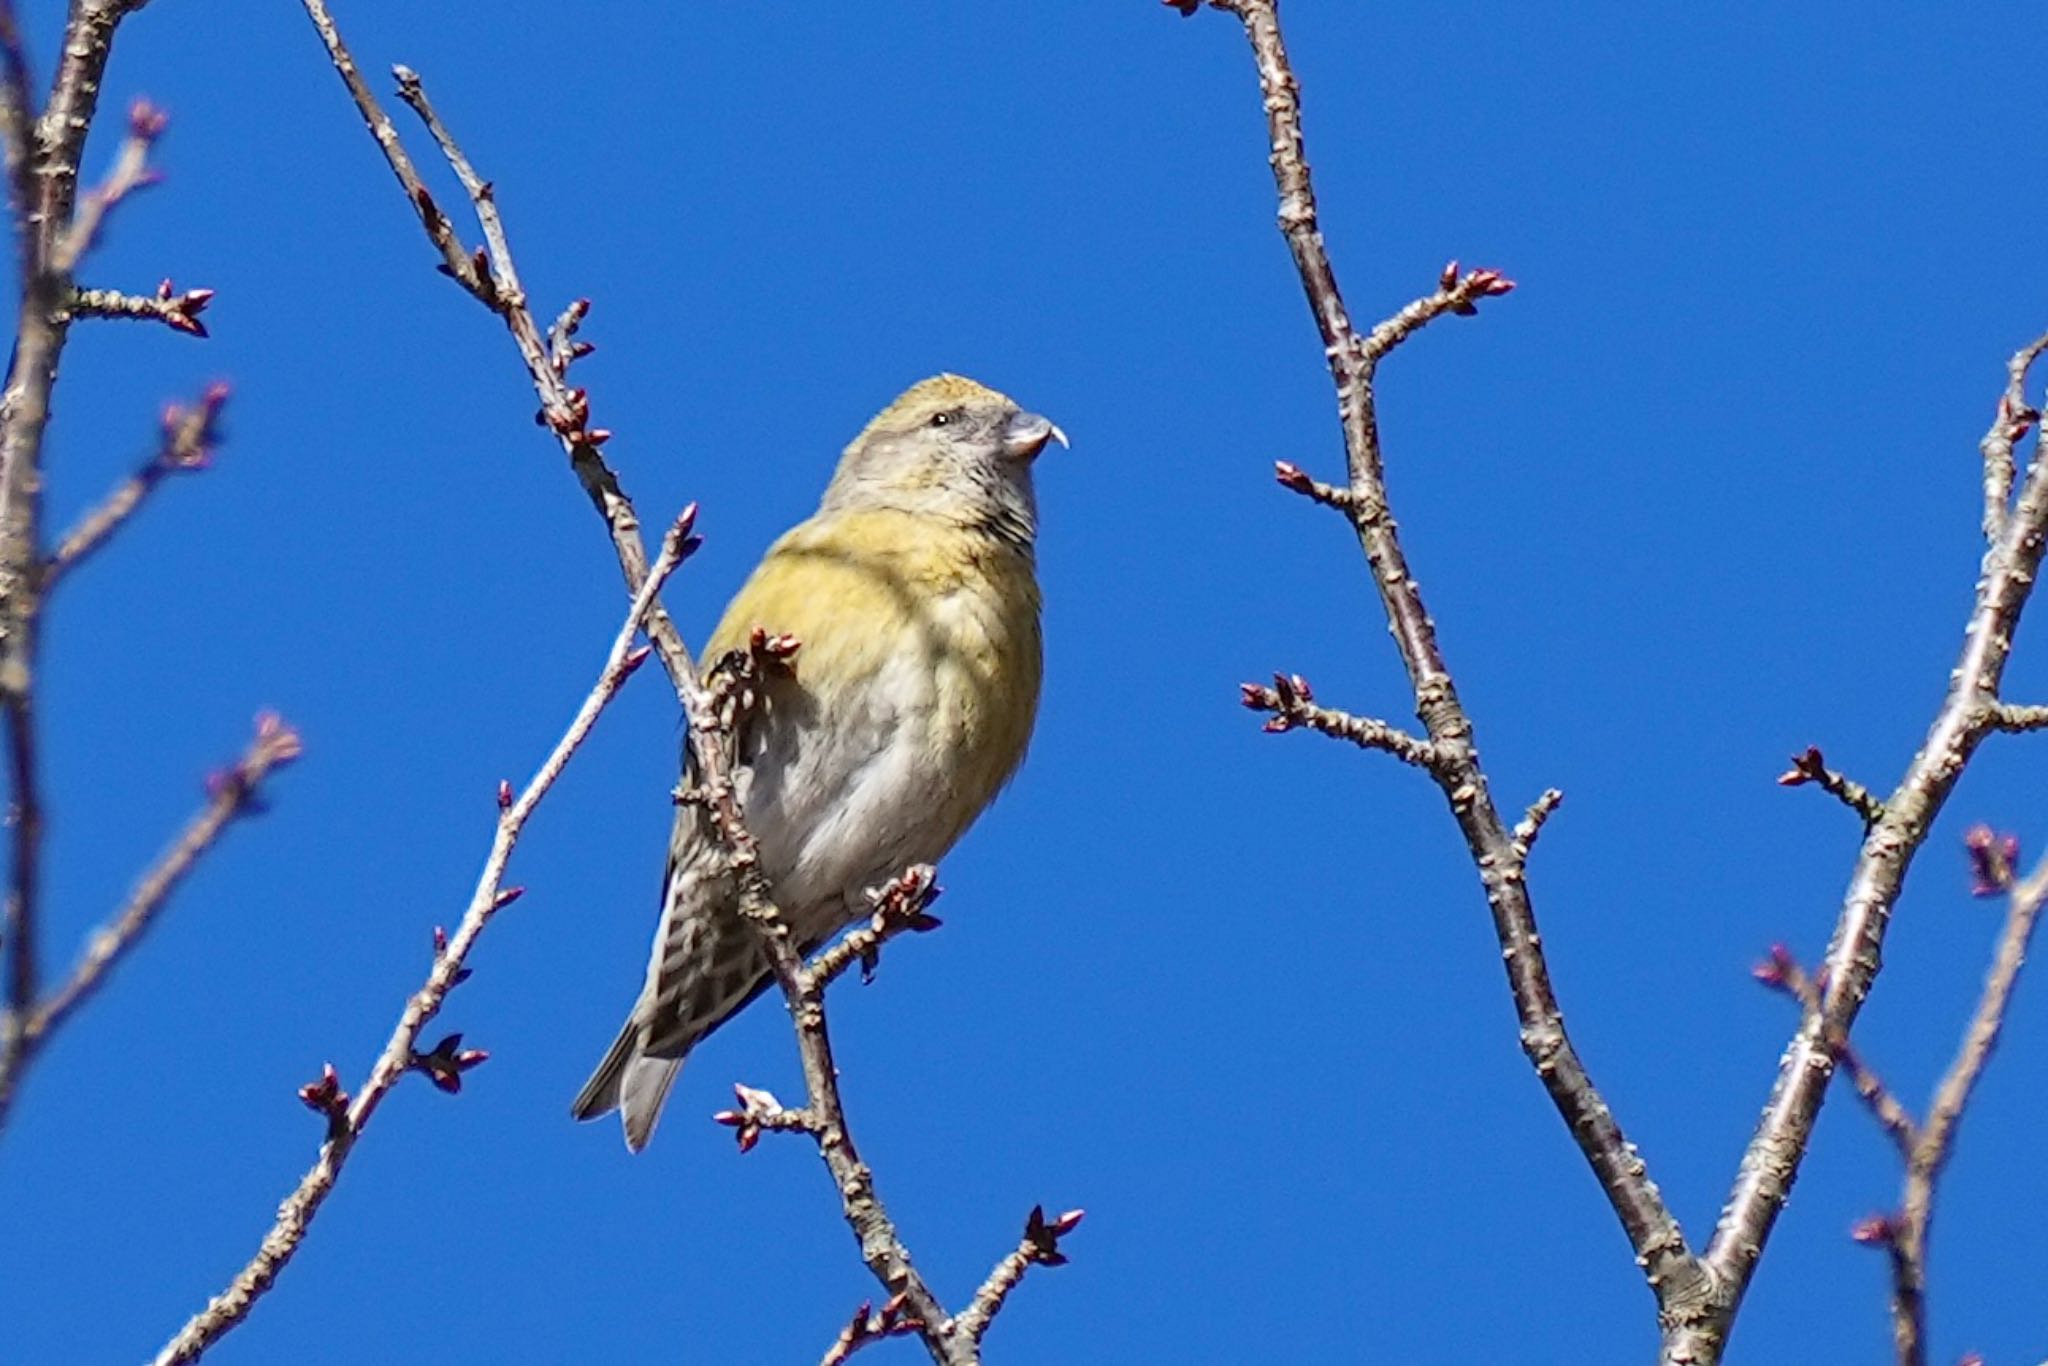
(572, 374, 1064, 1151)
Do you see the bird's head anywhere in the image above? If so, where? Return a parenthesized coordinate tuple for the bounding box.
(819, 374, 1064, 546)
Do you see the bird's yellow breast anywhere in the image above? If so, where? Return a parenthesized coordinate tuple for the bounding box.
(706, 508, 1042, 843)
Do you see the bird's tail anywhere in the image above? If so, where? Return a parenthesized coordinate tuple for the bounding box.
(570, 1015, 684, 1153)
(573, 809, 780, 1151)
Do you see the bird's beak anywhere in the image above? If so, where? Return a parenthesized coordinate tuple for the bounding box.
(1003, 411, 1069, 461)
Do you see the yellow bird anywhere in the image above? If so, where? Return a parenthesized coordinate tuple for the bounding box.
(573, 374, 1064, 1150)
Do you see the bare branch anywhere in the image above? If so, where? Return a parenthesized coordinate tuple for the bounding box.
(1509, 789, 1564, 864)
(1883, 849, 2048, 1365)
(1978, 332, 2048, 546)
(1990, 702, 2048, 733)
(0, 0, 155, 1095)
(1194, 0, 1704, 1321)
(0, 0, 33, 221)
(148, 508, 696, 1366)
(1690, 331, 2048, 1362)
(295, 0, 695, 697)
(52, 96, 165, 272)
(1850, 1214, 1921, 1366)
(0, 712, 300, 1129)
(952, 1206, 1085, 1348)
(1360, 259, 1516, 365)
(819, 1295, 924, 1365)
(1272, 459, 1354, 512)
(301, 10, 1071, 1357)
(70, 279, 213, 336)
(43, 384, 228, 592)
(806, 864, 943, 992)
(1240, 673, 1438, 768)
(1752, 944, 1918, 1157)
(1777, 745, 1885, 828)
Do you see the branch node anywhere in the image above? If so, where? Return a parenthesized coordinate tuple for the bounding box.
(1991, 702, 2048, 733)
(1509, 788, 1563, 862)
(1240, 673, 1438, 767)
(1272, 460, 1354, 511)
(1775, 746, 1885, 828)
(407, 1032, 488, 1093)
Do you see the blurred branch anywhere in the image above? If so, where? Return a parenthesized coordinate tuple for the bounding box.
(1884, 839, 2048, 1366)
(0, 714, 300, 1132)
(70, 279, 213, 336)
(52, 95, 164, 272)
(1690, 333, 2048, 1364)
(0, 1, 33, 220)
(1194, 0, 1708, 1327)
(0, 0, 156, 1085)
(42, 384, 228, 592)
(148, 508, 695, 1366)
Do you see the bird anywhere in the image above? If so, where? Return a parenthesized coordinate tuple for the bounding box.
(572, 373, 1064, 1151)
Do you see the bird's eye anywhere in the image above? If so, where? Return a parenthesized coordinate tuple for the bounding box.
(930, 410, 957, 428)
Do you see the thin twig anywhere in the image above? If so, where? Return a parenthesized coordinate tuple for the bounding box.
(42, 384, 227, 592)
(1882, 852, 2048, 1366)
(1240, 673, 1438, 769)
(0, 0, 33, 227)
(1689, 333, 2048, 1365)
(951, 1207, 1085, 1347)
(687, 688, 973, 1363)
(296, 0, 694, 697)
(148, 508, 696, 1366)
(52, 96, 164, 273)
(0, 0, 153, 1127)
(1197, 0, 1706, 1322)
(0, 714, 300, 1130)
(1990, 703, 2048, 733)
(1509, 789, 1564, 864)
(1777, 745, 1886, 828)
(1979, 332, 2048, 546)
(69, 280, 213, 335)
(1753, 945, 1918, 1156)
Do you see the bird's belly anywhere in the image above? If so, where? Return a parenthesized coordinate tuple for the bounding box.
(740, 654, 956, 931)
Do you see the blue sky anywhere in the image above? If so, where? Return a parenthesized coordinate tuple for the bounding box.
(4, 3, 2046, 1362)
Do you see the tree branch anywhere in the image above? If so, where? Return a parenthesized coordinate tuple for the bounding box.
(299, 9, 1075, 1356)
(1777, 745, 1886, 828)
(69, 279, 213, 336)
(0, 0, 155, 1064)
(296, 0, 695, 698)
(42, 383, 227, 592)
(1879, 844, 2048, 1366)
(1752, 944, 1918, 1157)
(1240, 672, 1438, 768)
(0, 712, 300, 1131)
(1979, 331, 2048, 546)
(147, 507, 695, 1366)
(1194, 0, 1707, 1323)
(1684, 333, 2048, 1363)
